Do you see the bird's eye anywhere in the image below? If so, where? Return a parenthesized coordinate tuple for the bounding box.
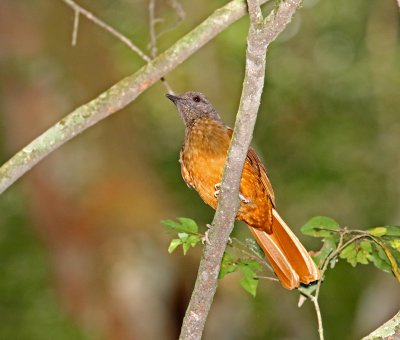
(193, 96, 201, 102)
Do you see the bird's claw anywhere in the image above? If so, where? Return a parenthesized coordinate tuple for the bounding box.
(201, 231, 210, 245)
(214, 183, 221, 198)
(239, 193, 250, 204)
(214, 184, 249, 204)
(202, 225, 212, 245)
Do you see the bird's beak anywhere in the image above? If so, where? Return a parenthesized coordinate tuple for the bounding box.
(166, 93, 182, 104)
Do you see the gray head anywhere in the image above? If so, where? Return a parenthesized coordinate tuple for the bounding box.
(166, 91, 221, 127)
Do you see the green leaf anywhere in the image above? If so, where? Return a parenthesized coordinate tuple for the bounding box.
(370, 243, 392, 273)
(219, 252, 237, 279)
(240, 266, 259, 297)
(390, 239, 400, 250)
(182, 241, 191, 255)
(178, 232, 189, 240)
(178, 233, 201, 255)
(301, 216, 340, 237)
(356, 241, 370, 265)
(237, 259, 262, 272)
(178, 217, 198, 233)
(384, 226, 400, 237)
(368, 226, 400, 237)
(340, 240, 375, 267)
(168, 239, 182, 254)
(161, 218, 199, 234)
(368, 227, 387, 237)
(312, 237, 337, 267)
(374, 241, 400, 281)
(339, 242, 357, 267)
(186, 234, 201, 247)
(219, 254, 261, 296)
(162, 219, 183, 231)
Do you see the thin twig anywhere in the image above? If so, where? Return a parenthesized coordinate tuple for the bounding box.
(147, 0, 175, 93)
(256, 275, 279, 282)
(61, 0, 152, 62)
(230, 237, 273, 272)
(308, 231, 372, 340)
(148, 0, 158, 58)
(72, 8, 79, 46)
(299, 287, 324, 340)
(156, 0, 186, 40)
(178, 0, 302, 339)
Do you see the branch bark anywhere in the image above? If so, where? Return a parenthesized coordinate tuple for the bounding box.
(178, 1, 302, 339)
(363, 310, 400, 340)
(0, 0, 270, 195)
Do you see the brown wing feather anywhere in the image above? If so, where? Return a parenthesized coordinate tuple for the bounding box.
(179, 149, 195, 189)
(226, 127, 275, 206)
(246, 148, 275, 207)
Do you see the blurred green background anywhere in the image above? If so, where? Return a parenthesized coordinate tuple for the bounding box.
(0, 0, 399, 339)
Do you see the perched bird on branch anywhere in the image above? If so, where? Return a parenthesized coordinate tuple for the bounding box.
(166, 91, 320, 289)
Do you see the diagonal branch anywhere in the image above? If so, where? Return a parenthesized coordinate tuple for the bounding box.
(0, 0, 270, 195)
(178, 0, 302, 339)
(362, 310, 400, 340)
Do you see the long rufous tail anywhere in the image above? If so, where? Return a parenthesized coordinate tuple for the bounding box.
(249, 209, 320, 290)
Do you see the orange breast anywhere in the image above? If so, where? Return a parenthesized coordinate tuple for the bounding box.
(182, 118, 229, 209)
(181, 118, 274, 232)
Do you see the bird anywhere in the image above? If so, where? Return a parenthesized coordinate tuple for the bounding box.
(166, 91, 320, 290)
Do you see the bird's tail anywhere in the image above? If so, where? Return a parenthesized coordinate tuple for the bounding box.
(249, 209, 320, 290)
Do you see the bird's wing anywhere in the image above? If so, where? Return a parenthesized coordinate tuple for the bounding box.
(179, 148, 195, 189)
(246, 147, 276, 207)
(226, 128, 275, 206)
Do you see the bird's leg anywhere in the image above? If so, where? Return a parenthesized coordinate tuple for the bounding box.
(213, 182, 221, 198)
(215, 182, 250, 204)
(201, 223, 232, 245)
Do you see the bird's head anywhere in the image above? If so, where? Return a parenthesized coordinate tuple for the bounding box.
(166, 91, 221, 127)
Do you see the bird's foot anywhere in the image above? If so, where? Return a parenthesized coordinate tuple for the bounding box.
(213, 183, 221, 198)
(201, 224, 232, 245)
(202, 224, 212, 245)
(239, 193, 251, 204)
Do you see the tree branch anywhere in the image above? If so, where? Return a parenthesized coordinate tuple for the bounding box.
(0, 0, 270, 195)
(362, 310, 400, 340)
(178, 0, 302, 339)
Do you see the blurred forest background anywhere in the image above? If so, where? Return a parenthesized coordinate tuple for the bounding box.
(0, 0, 399, 339)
